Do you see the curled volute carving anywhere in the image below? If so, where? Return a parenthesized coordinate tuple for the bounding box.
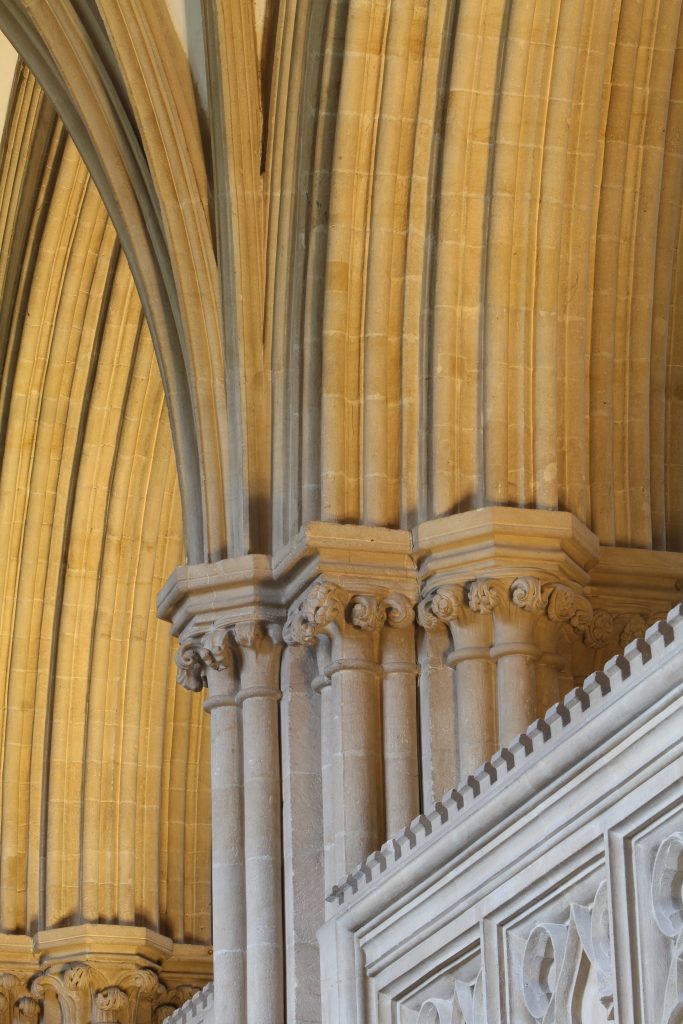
(233, 620, 282, 650)
(545, 584, 577, 623)
(175, 626, 233, 691)
(619, 613, 649, 647)
(416, 586, 466, 631)
(28, 962, 170, 1024)
(283, 582, 349, 645)
(175, 640, 207, 691)
(416, 968, 484, 1024)
(349, 595, 386, 632)
(154, 1006, 176, 1024)
(119, 968, 167, 1022)
(95, 986, 127, 1023)
(149, 983, 201, 1024)
(651, 831, 683, 1024)
(417, 576, 621, 654)
(285, 582, 413, 645)
(580, 609, 614, 649)
(15, 997, 40, 1021)
(563, 595, 613, 649)
(511, 576, 547, 613)
(198, 627, 234, 671)
(382, 593, 415, 628)
(130, 969, 163, 999)
(468, 578, 501, 614)
(520, 883, 614, 1022)
(31, 962, 94, 1024)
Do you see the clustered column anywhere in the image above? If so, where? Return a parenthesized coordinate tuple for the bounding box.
(284, 583, 420, 885)
(417, 585, 495, 775)
(418, 577, 613, 778)
(177, 618, 284, 1024)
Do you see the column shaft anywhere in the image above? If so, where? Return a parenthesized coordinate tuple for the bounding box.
(206, 687, 246, 1024)
(320, 682, 336, 903)
(382, 666, 420, 834)
(495, 652, 537, 740)
(242, 692, 283, 1023)
(331, 662, 383, 878)
(453, 656, 496, 776)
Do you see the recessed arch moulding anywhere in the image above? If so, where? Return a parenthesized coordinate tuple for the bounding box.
(0, 44, 213, 1024)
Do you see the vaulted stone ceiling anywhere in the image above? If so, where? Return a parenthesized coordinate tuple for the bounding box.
(0, 63, 210, 941)
(1, 0, 681, 566)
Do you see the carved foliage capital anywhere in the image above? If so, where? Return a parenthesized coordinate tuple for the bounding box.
(383, 592, 415, 629)
(15, 998, 40, 1022)
(176, 617, 284, 691)
(175, 626, 233, 692)
(349, 595, 386, 632)
(416, 585, 467, 631)
(510, 576, 547, 614)
(95, 986, 127, 1022)
(418, 577, 616, 650)
(31, 962, 169, 1024)
(0, 975, 38, 1024)
(284, 581, 349, 645)
(285, 582, 415, 646)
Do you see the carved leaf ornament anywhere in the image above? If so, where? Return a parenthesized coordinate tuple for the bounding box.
(417, 578, 614, 649)
(521, 882, 614, 1023)
(652, 832, 683, 1023)
(417, 970, 485, 1024)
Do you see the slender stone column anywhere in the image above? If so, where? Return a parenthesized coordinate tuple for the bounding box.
(418, 587, 495, 779)
(310, 634, 336, 903)
(328, 596, 384, 880)
(178, 630, 247, 1024)
(534, 584, 578, 710)
(232, 621, 284, 1024)
(285, 583, 394, 877)
(417, 624, 457, 804)
(417, 576, 613, 767)
(469, 578, 543, 742)
(382, 595, 420, 834)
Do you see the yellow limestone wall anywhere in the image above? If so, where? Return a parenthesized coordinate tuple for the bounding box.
(0, 67, 211, 943)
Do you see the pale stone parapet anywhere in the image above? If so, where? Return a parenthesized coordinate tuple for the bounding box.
(163, 983, 213, 1024)
(318, 603, 683, 1022)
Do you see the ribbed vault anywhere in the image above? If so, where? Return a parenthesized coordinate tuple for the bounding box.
(0, 65, 211, 941)
(0, 0, 680, 561)
(275, 0, 683, 550)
